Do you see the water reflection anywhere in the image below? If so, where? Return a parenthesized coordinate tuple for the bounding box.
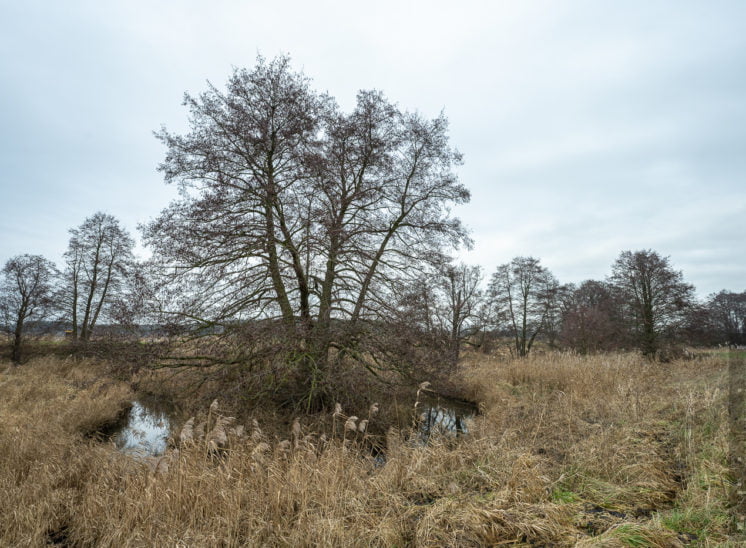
(418, 396, 477, 441)
(114, 400, 173, 457)
(420, 406, 469, 437)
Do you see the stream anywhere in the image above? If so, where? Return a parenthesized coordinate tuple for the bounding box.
(111, 394, 478, 459)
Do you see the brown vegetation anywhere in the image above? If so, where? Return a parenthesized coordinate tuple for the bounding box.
(0, 351, 737, 546)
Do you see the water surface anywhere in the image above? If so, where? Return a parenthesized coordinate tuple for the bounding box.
(418, 394, 478, 441)
(113, 399, 174, 457)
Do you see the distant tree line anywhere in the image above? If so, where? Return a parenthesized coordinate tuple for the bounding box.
(3, 235, 742, 365)
(399, 250, 744, 363)
(1, 56, 744, 406)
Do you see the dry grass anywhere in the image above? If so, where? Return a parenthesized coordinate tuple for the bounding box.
(0, 351, 737, 546)
(0, 357, 133, 546)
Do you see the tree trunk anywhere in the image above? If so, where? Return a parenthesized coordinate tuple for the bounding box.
(81, 241, 103, 342)
(12, 316, 24, 363)
(264, 202, 294, 326)
(304, 240, 340, 410)
(449, 308, 460, 370)
(88, 257, 115, 341)
(71, 281, 78, 342)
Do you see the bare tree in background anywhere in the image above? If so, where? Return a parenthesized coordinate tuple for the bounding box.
(439, 263, 483, 367)
(0, 255, 58, 363)
(609, 250, 695, 358)
(418, 263, 484, 369)
(680, 302, 720, 347)
(397, 263, 482, 371)
(559, 280, 624, 353)
(63, 212, 135, 342)
(541, 282, 574, 349)
(708, 290, 746, 346)
(107, 261, 156, 338)
(142, 56, 469, 406)
(488, 256, 559, 357)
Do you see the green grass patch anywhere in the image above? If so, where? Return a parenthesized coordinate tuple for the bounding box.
(614, 524, 654, 547)
(660, 507, 729, 542)
(565, 474, 628, 509)
(551, 484, 579, 503)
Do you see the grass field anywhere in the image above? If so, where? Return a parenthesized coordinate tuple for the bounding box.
(0, 351, 740, 546)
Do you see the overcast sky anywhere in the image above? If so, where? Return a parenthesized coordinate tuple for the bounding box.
(1, 1, 744, 297)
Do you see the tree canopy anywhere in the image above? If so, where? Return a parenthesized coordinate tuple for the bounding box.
(143, 55, 470, 404)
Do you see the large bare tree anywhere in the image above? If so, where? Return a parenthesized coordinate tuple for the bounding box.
(609, 249, 695, 357)
(488, 256, 559, 357)
(0, 254, 58, 363)
(143, 56, 470, 405)
(63, 212, 135, 342)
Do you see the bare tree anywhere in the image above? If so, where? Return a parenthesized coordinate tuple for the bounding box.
(542, 282, 575, 349)
(680, 302, 720, 347)
(708, 290, 746, 346)
(609, 250, 695, 357)
(488, 257, 559, 357)
(397, 262, 482, 370)
(421, 263, 483, 369)
(107, 261, 156, 338)
(0, 255, 58, 363)
(63, 212, 135, 342)
(559, 280, 625, 353)
(142, 56, 469, 406)
(438, 263, 483, 367)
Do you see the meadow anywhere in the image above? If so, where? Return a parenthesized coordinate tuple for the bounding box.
(0, 350, 738, 546)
